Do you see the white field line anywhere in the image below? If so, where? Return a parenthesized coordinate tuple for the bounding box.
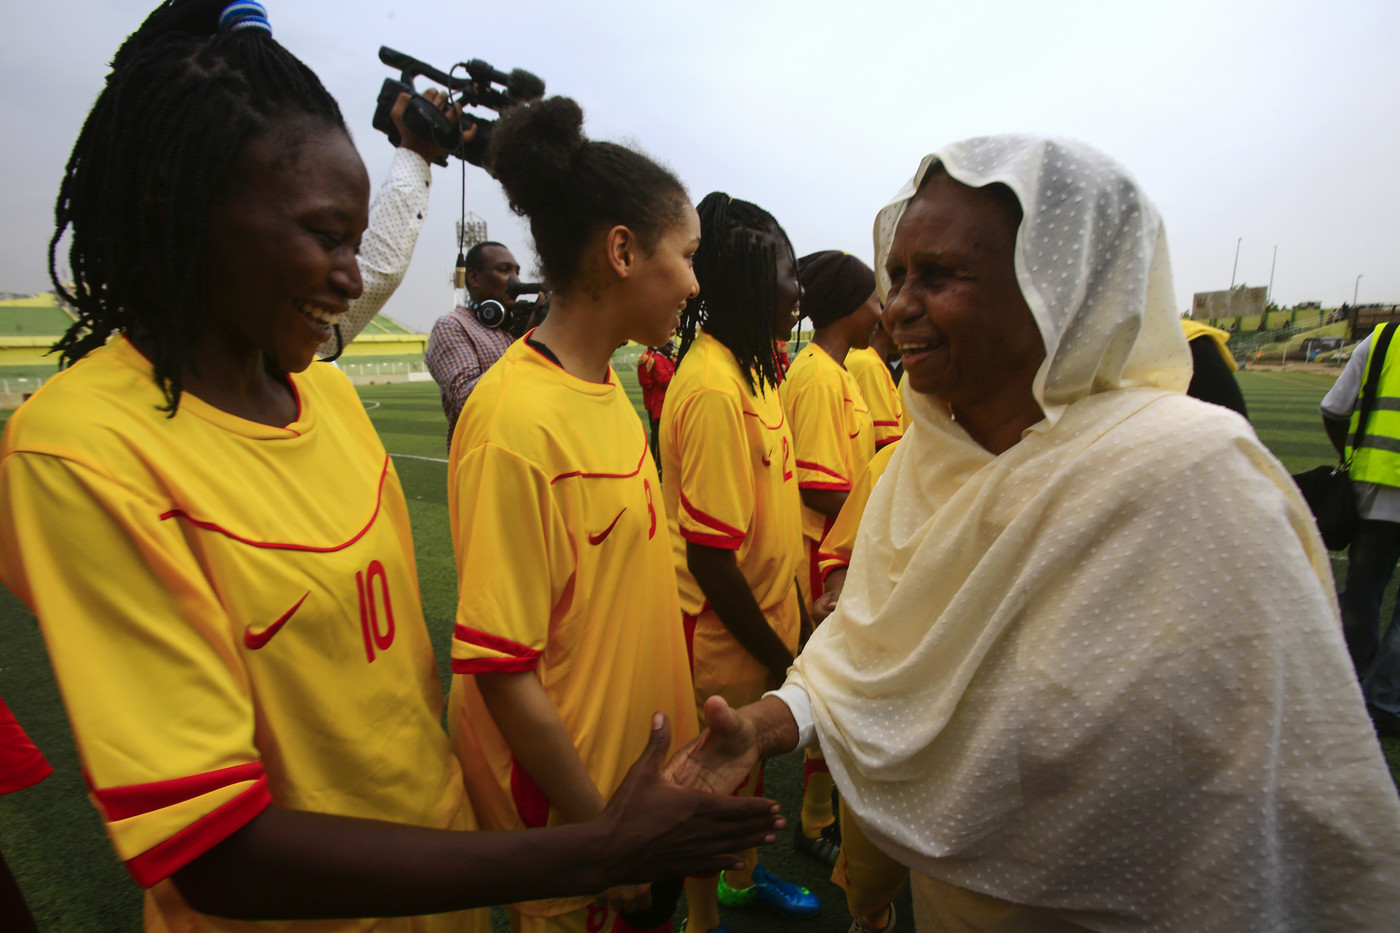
(391, 453, 449, 464)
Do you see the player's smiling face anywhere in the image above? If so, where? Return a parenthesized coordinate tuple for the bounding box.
(202, 116, 370, 375)
(626, 201, 701, 347)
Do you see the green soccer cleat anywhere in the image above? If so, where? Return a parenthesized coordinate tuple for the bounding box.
(716, 863, 820, 917)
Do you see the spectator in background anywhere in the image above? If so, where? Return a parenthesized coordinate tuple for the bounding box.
(425, 240, 521, 448)
(636, 341, 676, 471)
(1321, 321, 1400, 737)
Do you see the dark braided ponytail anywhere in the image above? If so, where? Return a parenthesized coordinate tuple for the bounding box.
(677, 192, 794, 394)
(49, 0, 345, 413)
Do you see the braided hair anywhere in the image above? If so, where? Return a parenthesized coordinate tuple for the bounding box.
(677, 192, 794, 394)
(49, 0, 346, 413)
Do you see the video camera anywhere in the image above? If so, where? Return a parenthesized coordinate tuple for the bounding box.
(372, 47, 545, 168)
(474, 278, 549, 339)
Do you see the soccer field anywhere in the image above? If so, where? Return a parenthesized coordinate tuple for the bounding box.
(0, 366, 1395, 931)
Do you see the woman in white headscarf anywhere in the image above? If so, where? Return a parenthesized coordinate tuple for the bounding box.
(668, 136, 1400, 932)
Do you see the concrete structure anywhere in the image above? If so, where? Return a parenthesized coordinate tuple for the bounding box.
(1192, 286, 1267, 321)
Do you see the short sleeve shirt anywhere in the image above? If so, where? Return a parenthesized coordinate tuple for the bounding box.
(780, 342, 876, 542)
(447, 338, 696, 916)
(660, 332, 804, 616)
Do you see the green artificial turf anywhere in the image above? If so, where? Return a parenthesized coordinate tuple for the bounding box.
(0, 363, 1396, 932)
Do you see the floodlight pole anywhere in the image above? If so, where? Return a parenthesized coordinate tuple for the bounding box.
(1355, 273, 1364, 307)
(1230, 237, 1242, 289)
(1267, 245, 1277, 304)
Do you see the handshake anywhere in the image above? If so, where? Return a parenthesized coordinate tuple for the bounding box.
(599, 696, 793, 888)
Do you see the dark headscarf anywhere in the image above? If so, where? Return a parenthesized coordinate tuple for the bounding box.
(797, 250, 876, 328)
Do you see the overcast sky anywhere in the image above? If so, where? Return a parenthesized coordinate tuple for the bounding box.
(3, 0, 1397, 333)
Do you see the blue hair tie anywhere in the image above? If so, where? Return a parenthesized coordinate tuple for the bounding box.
(219, 1, 272, 37)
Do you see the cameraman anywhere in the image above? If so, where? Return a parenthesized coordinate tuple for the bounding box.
(425, 241, 522, 448)
(316, 89, 470, 359)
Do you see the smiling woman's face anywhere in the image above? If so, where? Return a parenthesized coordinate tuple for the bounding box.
(202, 117, 370, 376)
(882, 170, 1045, 418)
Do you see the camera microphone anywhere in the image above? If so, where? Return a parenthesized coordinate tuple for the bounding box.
(465, 59, 545, 102)
(506, 278, 545, 299)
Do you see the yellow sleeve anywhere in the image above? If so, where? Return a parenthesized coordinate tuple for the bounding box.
(673, 388, 752, 550)
(0, 452, 267, 887)
(787, 380, 853, 491)
(818, 443, 896, 578)
(450, 442, 573, 674)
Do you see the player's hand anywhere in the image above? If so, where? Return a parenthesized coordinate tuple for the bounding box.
(599, 882, 651, 914)
(595, 712, 781, 884)
(663, 696, 762, 797)
(812, 589, 839, 624)
(391, 89, 477, 164)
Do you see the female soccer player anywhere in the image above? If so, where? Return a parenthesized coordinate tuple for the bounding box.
(0, 4, 781, 931)
(446, 97, 706, 933)
(661, 193, 818, 932)
(781, 251, 881, 866)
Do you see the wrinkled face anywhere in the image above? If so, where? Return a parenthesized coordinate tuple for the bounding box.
(882, 171, 1044, 413)
(467, 245, 521, 307)
(204, 119, 369, 374)
(626, 202, 701, 347)
(771, 242, 803, 335)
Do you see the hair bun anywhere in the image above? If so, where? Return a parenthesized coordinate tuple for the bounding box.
(491, 96, 587, 218)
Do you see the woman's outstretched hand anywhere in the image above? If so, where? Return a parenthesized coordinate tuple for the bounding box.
(662, 696, 762, 797)
(597, 711, 781, 884)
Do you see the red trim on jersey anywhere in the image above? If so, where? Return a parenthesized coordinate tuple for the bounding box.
(817, 549, 849, 580)
(682, 529, 742, 550)
(741, 406, 785, 430)
(875, 434, 903, 449)
(550, 441, 647, 485)
(510, 758, 550, 829)
(454, 625, 539, 659)
(798, 480, 852, 492)
(286, 376, 304, 432)
(794, 459, 848, 483)
(683, 612, 697, 674)
(679, 488, 746, 539)
(160, 456, 389, 552)
(451, 656, 540, 674)
(872, 418, 901, 427)
(125, 778, 272, 888)
(92, 761, 265, 822)
(0, 700, 51, 795)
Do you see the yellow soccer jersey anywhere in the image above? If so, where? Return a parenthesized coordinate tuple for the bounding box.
(661, 332, 804, 616)
(779, 342, 876, 543)
(0, 337, 480, 933)
(818, 441, 898, 580)
(846, 346, 904, 449)
(447, 338, 696, 916)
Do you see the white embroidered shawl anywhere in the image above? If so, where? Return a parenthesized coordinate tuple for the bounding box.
(789, 136, 1400, 930)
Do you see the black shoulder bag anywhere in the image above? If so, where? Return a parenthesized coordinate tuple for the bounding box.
(1293, 322, 1396, 550)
